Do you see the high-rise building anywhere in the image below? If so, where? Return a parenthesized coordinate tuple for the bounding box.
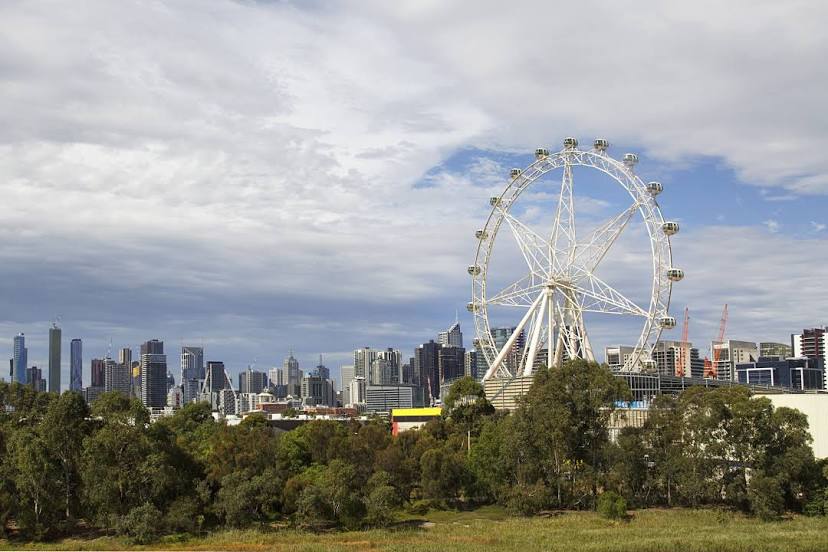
(791, 328, 828, 389)
(105, 357, 131, 396)
(353, 347, 378, 380)
(69, 339, 82, 392)
(91, 358, 106, 387)
(140, 339, 167, 408)
(206, 361, 229, 392)
(312, 355, 330, 380)
(26, 365, 46, 391)
(760, 342, 792, 358)
(268, 367, 284, 387)
(415, 340, 441, 401)
(712, 340, 759, 381)
(118, 347, 133, 368)
(238, 367, 268, 394)
(439, 346, 466, 385)
(340, 365, 355, 404)
(605, 345, 635, 372)
(464, 350, 477, 379)
(346, 376, 367, 406)
(180, 346, 204, 382)
(438, 321, 463, 348)
(651, 341, 704, 378)
(284, 353, 302, 397)
(475, 327, 526, 380)
(48, 324, 61, 393)
(366, 384, 415, 413)
(13, 333, 27, 384)
(301, 374, 335, 407)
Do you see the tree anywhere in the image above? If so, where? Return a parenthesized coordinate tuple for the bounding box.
(363, 471, 401, 527)
(41, 392, 90, 520)
(443, 377, 495, 435)
(9, 427, 63, 538)
(420, 444, 468, 503)
(215, 469, 282, 528)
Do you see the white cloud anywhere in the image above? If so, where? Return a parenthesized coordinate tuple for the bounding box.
(1, 0, 826, 378)
(810, 221, 826, 232)
(763, 219, 781, 233)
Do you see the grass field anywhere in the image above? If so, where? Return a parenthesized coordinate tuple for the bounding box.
(3, 507, 828, 551)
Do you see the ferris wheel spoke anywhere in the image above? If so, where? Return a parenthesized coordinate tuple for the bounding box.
(495, 205, 554, 278)
(550, 156, 577, 268)
(567, 271, 649, 317)
(574, 199, 640, 274)
(487, 275, 546, 307)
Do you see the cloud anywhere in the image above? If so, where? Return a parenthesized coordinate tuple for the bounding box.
(810, 221, 826, 232)
(762, 219, 781, 233)
(0, 0, 826, 383)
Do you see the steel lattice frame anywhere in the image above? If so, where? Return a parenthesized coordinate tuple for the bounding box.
(469, 139, 681, 381)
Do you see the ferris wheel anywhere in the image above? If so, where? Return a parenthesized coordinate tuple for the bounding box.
(468, 137, 682, 380)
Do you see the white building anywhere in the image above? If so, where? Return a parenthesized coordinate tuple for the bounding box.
(604, 345, 635, 372)
(347, 376, 367, 406)
(438, 321, 463, 348)
(712, 340, 759, 381)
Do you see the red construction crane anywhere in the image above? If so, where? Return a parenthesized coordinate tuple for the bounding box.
(704, 304, 728, 378)
(676, 307, 689, 377)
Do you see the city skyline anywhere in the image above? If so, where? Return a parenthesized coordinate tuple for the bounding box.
(2, 2, 828, 388)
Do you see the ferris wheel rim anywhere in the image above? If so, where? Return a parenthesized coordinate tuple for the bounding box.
(470, 141, 677, 379)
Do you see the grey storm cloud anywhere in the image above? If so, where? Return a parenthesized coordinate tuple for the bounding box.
(1, 0, 827, 385)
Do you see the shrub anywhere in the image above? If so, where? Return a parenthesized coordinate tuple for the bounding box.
(505, 482, 550, 516)
(597, 491, 627, 520)
(118, 503, 162, 544)
(165, 496, 201, 534)
(749, 474, 784, 521)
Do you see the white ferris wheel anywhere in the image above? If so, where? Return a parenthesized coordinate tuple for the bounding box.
(469, 137, 682, 381)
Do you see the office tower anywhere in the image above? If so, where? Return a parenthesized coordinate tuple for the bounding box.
(140, 339, 167, 408)
(238, 367, 268, 394)
(438, 320, 463, 348)
(206, 361, 229, 392)
(759, 342, 792, 358)
(104, 356, 131, 396)
(791, 328, 828, 389)
(353, 347, 378, 379)
(26, 365, 46, 391)
(91, 358, 106, 387)
(340, 365, 355, 404)
(182, 379, 201, 405)
(284, 353, 302, 397)
(301, 374, 335, 407)
(475, 327, 526, 380)
(652, 340, 701, 377)
(69, 339, 82, 391)
(439, 346, 465, 384)
(48, 324, 61, 393)
(605, 345, 635, 372)
(347, 376, 367, 405)
(370, 358, 397, 385)
(312, 355, 330, 380)
(464, 350, 477, 379)
(118, 347, 132, 367)
(415, 340, 441, 401)
(167, 386, 183, 408)
(13, 333, 27, 384)
(180, 346, 204, 382)
(712, 340, 758, 381)
(402, 361, 414, 384)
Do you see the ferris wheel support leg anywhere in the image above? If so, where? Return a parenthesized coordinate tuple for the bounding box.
(522, 292, 547, 377)
(482, 292, 544, 382)
(546, 290, 554, 369)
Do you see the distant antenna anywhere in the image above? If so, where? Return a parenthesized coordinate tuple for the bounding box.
(106, 337, 113, 360)
(455, 308, 459, 325)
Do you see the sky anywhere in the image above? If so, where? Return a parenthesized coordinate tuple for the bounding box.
(2, 0, 827, 388)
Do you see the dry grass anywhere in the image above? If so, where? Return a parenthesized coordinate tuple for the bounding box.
(3, 508, 828, 551)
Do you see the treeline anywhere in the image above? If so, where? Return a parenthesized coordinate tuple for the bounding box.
(0, 360, 826, 543)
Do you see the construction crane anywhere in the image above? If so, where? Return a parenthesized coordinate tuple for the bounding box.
(703, 304, 729, 379)
(676, 307, 689, 377)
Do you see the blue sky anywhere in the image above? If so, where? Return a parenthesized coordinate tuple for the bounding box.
(1, 1, 827, 388)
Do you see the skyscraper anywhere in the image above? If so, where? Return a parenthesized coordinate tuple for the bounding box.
(791, 328, 828, 389)
(238, 367, 268, 394)
(140, 339, 167, 408)
(312, 355, 330, 380)
(13, 333, 27, 384)
(206, 361, 229, 392)
(353, 347, 378, 379)
(284, 353, 302, 397)
(48, 324, 61, 393)
(118, 347, 133, 368)
(438, 321, 463, 348)
(415, 340, 441, 401)
(105, 356, 131, 396)
(180, 346, 204, 382)
(439, 346, 465, 384)
(91, 358, 105, 388)
(70, 339, 82, 391)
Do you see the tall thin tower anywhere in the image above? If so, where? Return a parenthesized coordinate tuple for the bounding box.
(49, 323, 62, 393)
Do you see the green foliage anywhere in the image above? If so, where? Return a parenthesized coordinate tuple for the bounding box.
(363, 471, 401, 527)
(215, 469, 282, 528)
(749, 473, 785, 521)
(118, 503, 162, 544)
(597, 490, 627, 520)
